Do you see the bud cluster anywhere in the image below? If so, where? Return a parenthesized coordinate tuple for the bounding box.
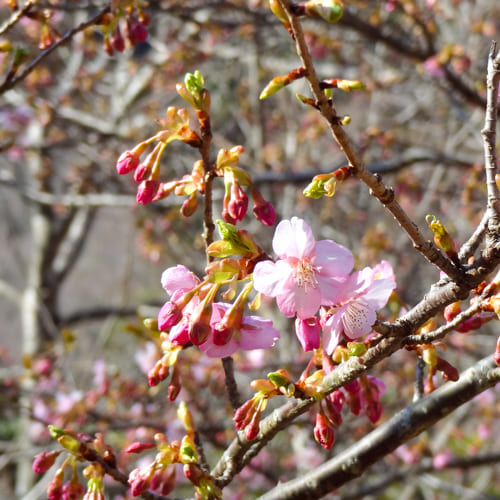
(100, 3, 149, 56)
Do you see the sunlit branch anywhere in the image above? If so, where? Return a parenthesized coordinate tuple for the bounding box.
(277, 0, 471, 288)
(258, 355, 500, 500)
(0, 0, 40, 36)
(481, 41, 500, 225)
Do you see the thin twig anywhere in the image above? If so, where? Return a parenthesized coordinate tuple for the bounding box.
(0, 6, 110, 95)
(0, 0, 40, 36)
(403, 300, 482, 345)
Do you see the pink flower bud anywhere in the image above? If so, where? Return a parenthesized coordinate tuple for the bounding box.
(252, 189, 276, 226)
(324, 397, 343, 427)
(228, 183, 248, 221)
(212, 324, 233, 345)
(244, 410, 261, 440)
(62, 479, 85, 500)
(133, 163, 150, 182)
(158, 302, 182, 331)
(365, 401, 382, 424)
(33, 450, 59, 473)
(189, 321, 211, 346)
(47, 469, 64, 500)
(125, 442, 156, 454)
(128, 467, 152, 497)
(234, 398, 258, 430)
(444, 301, 461, 322)
(136, 180, 160, 205)
(116, 150, 140, 175)
(314, 412, 335, 449)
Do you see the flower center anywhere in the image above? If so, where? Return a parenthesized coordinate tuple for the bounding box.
(294, 259, 318, 290)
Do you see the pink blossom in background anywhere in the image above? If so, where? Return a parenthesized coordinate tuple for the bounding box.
(253, 217, 354, 319)
(199, 303, 279, 358)
(433, 450, 453, 469)
(323, 265, 396, 354)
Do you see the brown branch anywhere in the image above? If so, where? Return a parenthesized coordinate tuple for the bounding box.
(0, 6, 110, 96)
(258, 355, 500, 500)
(278, 0, 471, 287)
(403, 300, 482, 345)
(221, 356, 242, 410)
(481, 41, 500, 227)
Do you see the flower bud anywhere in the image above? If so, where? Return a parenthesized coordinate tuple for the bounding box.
(125, 442, 156, 454)
(136, 179, 160, 205)
(33, 450, 60, 473)
(111, 24, 125, 52)
(314, 412, 335, 449)
(116, 150, 140, 175)
(252, 189, 276, 226)
(303, 0, 344, 23)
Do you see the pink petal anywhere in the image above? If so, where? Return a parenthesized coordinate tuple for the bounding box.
(161, 265, 199, 295)
(361, 278, 396, 310)
(342, 301, 376, 338)
(277, 283, 322, 319)
(313, 240, 354, 278)
(323, 310, 345, 355)
(253, 260, 293, 297)
(273, 217, 315, 259)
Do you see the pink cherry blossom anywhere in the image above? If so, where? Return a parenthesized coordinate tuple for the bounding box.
(199, 303, 279, 358)
(323, 265, 396, 354)
(253, 217, 354, 320)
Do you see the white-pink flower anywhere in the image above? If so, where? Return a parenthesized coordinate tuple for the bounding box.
(253, 217, 354, 319)
(199, 303, 280, 358)
(323, 265, 396, 354)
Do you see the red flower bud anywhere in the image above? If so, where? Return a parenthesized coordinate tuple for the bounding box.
(228, 183, 248, 221)
(33, 450, 60, 473)
(365, 401, 382, 424)
(252, 189, 276, 226)
(126, 15, 148, 45)
(136, 179, 160, 205)
(158, 302, 182, 331)
(111, 24, 125, 52)
(314, 412, 335, 449)
(125, 442, 156, 454)
(116, 150, 140, 174)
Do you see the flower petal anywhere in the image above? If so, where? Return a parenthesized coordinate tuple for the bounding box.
(277, 282, 322, 319)
(253, 260, 293, 297)
(323, 309, 345, 355)
(273, 217, 315, 259)
(342, 301, 376, 338)
(161, 265, 199, 295)
(313, 240, 354, 278)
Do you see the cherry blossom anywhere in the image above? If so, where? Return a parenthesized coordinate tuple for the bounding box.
(253, 217, 354, 319)
(322, 265, 396, 354)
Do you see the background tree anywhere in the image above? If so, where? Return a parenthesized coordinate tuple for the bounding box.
(1, 1, 500, 499)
